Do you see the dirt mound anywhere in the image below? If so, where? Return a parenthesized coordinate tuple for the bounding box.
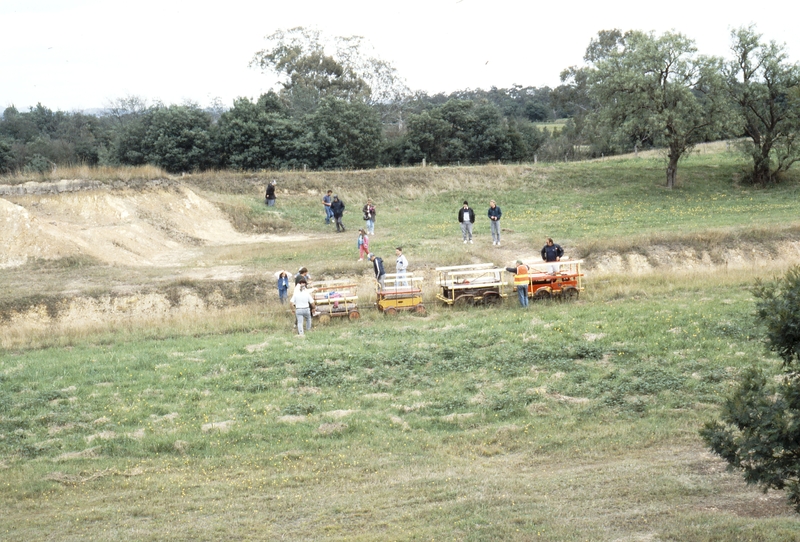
(1, 185, 303, 268)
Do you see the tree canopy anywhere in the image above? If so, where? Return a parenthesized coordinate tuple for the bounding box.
(585, 30, 734, 188)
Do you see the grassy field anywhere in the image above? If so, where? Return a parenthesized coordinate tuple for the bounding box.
(3, 152, 800, 540)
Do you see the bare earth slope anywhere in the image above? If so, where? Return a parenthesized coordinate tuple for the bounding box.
(1, 183, 300, 269)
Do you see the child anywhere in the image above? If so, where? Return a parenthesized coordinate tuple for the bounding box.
(277, 270, 289, 303)
(357, 229, 369, 261)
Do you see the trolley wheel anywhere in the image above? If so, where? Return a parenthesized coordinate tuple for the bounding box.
(453, 295, 475, 307)
(414, 304, 427, 316)
(318, 314, 331, 325)
(349, 311, 361, 320)
(384, 307, 398, 316)
(482, 292, 502, 305)
(532, 288, 552, 301)
(562, 287, 579, 300)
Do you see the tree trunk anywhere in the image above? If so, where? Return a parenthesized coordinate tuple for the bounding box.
(751, 143, 773, 185)
(666, 153, 679, 189)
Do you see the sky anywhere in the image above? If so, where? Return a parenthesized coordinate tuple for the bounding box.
(2, 0, 799, 113)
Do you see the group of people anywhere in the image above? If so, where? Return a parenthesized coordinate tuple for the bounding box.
(504, 238, 565, 308)
(367, 247, 407, 290)
(276, 191, 566, 332)
(457, 200, 503, 246)
(322, 192, 376, 235)
(276, 267, 317, 336)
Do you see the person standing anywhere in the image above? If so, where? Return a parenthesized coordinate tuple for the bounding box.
(368, 253, 386, 290)
(505, 260, 530, 308)
(290, 278, 316, 336)
(488, 200, 502, 246)
(395, 247, 408, 287)
(294, 267, 310, 287)
(357, 229, 370, 261)
(541, 238, 564, 274)
(458, 201, 475, 244)
(363, 199, 376, 235)
(265, 180, 276, 206)
(331, 195, 346, 232)
(322, 190, 333, 224)
(277, 270, 289, 304)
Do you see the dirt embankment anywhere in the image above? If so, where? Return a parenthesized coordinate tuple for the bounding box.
(2, 180, 800, 333)
(0, 180, 310, 269)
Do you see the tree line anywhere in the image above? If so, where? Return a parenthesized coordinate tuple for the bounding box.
(1, 25, 798, 187)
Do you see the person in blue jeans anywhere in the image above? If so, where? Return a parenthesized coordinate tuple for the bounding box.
(488, 200, 502, 245)
(277, 270, 289, 304)
(322, 190, 333, 224)
(506, 260, 530, 308)
(290, 279, 316, 336)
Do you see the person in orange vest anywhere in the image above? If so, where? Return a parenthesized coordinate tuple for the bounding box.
(505, 260, 530, 308)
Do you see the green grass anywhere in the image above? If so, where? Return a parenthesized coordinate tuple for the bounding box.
(2, 276, 799, 540)
(3, 151, 800, 540)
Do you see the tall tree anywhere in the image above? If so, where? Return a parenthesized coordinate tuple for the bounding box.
(727, 26, 800, 185)
(304, 97, 383, 169)
(116, 105, 213, 172)
(587, 30, 733, 188)
(250, 27, 408, 119)
(214, 93, 303, 170)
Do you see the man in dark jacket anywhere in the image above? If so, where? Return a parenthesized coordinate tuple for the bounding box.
(368, 253, 386, 290)
(265, 180, 276, 206)
(331, 195, 346, 232)
(458, 201, 475, 244)
(541, 238, 564, 274)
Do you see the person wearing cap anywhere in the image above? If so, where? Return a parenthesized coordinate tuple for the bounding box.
(395, 247, 408, 287)
(368, 253, 385, 290)
(488, 200, 502, 246)
(265, 179, 276, 206)
(331, 195, 346, 232)
(290, 278, 316, 336)
(505, 260, 530, 308)
(458, 201, 475, 244)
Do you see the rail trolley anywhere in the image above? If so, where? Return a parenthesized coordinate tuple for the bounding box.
(435, 263, 507, 306)
(523, 259, 585, 300)
(376, 272, 425, 315)
(311, 279, 360, 323)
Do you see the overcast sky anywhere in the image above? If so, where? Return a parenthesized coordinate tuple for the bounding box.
(2, 0, 798, 112)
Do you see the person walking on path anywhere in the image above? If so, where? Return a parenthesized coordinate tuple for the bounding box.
(488, 200, 502, 246)
(395, 247, 408, 287)
(322, 190, 333, 224)
(331, 195, 346, 232)
(265, 180, 276, 206)
(357, 229, 370, 261)
(368, 253, 386, 290)
(505, 260, 530, 308)
(541, 238, 564, 274)
(458, 201, 475, 244)
(276, 270, 289, 304)
(363, 199, 376, 235)
(290, 278, 316, 336)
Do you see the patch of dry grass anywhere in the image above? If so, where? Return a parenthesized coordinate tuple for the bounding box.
(0, 164, 168, 185)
